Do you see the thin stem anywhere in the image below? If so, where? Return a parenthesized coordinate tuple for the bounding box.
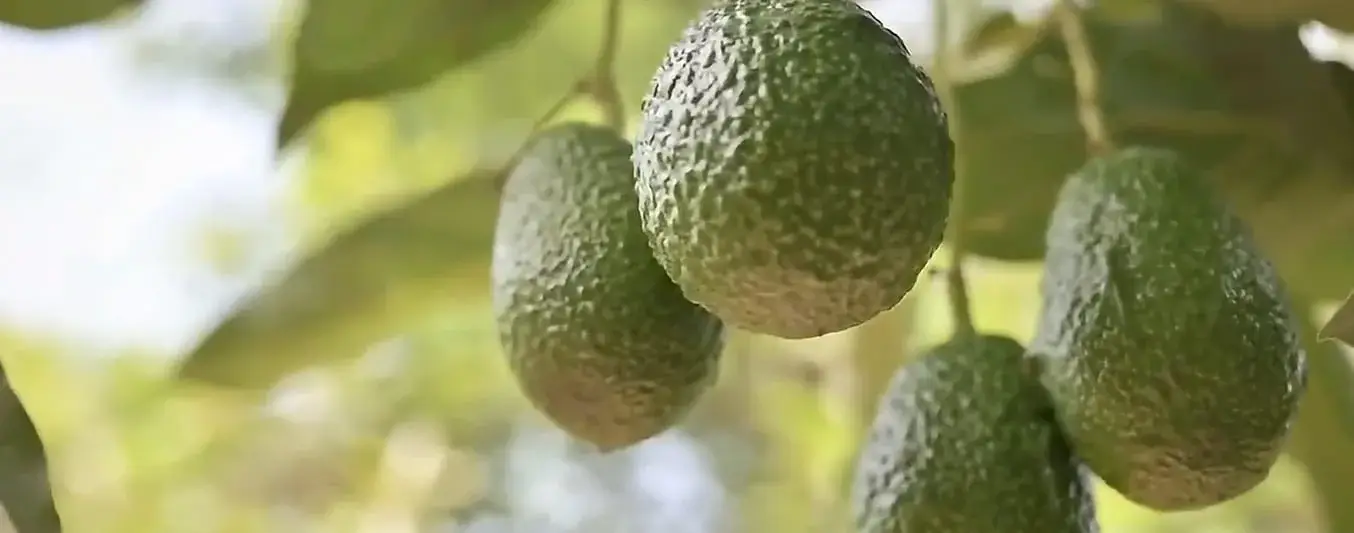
(1055, 0, 1114, 155)
(492, 0, 628, 184)
(490, 89, 580, 186)
(585, 0, 627, 133)
(932, 0, 975, 336)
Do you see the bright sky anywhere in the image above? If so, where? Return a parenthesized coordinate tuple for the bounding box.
(0, 0, 286, 356)
(0, 0, 1347, 360)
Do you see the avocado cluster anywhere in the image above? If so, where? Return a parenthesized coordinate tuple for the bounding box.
(493, 0, 953, 451)
(493, 1, 1306, 529)
(853, 147, 1306, 532)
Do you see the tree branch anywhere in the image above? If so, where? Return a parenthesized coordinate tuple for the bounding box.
(933, 0, 975, 336)
(1054, 0, 1115, 155)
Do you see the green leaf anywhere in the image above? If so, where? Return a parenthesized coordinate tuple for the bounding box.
(0, 0, 140, 30)
(0, 383, 62, 533)
(174, 172, 502, 390)
(0, 337, 62, 533)
(951, 1, 1354, 300)
(276, 0, 560, 150)
(1319, 291, 1354, 346)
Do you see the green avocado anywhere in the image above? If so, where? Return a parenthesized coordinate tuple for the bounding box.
(491, 122, 726, 451)
(853, 334, 1099, 533)
(1032, 146, 1307, 510)
(633, 0, 953, 339)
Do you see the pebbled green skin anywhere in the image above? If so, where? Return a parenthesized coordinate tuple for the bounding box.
(1032, 147, 1307, 510)
(633, 0, 954, 339)
(853, 334, 1099, 533)
(491, 123, 726, 451)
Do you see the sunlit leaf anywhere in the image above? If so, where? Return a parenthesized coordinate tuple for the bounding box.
(0, 0, 141, 30)
(276, 0, 560, 149)
(174, 172, 502, 390)
(1318, 290, 1354, 346)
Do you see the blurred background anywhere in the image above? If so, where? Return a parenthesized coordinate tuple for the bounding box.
(1, 0, 1354, 531)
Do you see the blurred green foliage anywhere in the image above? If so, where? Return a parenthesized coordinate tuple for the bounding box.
(2, 0, 1354, 532)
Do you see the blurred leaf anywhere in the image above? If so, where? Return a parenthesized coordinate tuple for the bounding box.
(0, 0, 140, 30)
(953, 11, 1052, 84)
(846, 298, 915, 434)
(175, 172, 502, 390)
(1318, 291, 1354, 346)
(953, 0, 1354, 300)
(0, 365, 61, 533)
(277, 0, 560, 150)
(1288, 299, 1354, 533)
(1096, 0, 1167, 22)
(1176, 0, 1354, 32)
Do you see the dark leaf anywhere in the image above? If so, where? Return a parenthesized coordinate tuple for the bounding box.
(175, 172, 503, 390)
(0, 366, 61, 533)
(1319, 291, 1354, 346)
(276, 0, 559, 150)
(0, 0, 140, 30)
(953, 0, 1354, 300)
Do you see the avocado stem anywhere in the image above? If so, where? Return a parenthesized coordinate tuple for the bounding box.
(487, 0, 629, 188)
(931, 0, 977, 337)
(1054, 0, 1115, 155)
(582, 0, 627, 133)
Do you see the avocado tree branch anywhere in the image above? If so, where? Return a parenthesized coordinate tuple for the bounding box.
(931, 0, 976, 336)
(1054, 0, 1114, 155)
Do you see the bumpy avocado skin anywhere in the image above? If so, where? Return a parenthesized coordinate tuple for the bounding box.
(853, 334, 1099, 533)
(1032, 147, 1307, 510)
(633, 0, 954, 339)
(491, 123, 726, 451)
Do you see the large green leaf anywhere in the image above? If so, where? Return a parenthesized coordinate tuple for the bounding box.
(953, 0, 1354, 300)
(0, 0, 140, 30)
(175, 172, 501, 390)
(276, 0, 560, 150)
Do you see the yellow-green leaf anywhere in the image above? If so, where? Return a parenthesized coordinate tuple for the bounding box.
(174, 172, 502, 390)
(276, 0, 561, 149)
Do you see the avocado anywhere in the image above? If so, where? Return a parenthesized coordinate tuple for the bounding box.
(853, 334, 1099, 533)
(1031, 147, 1307, 510)
(491, 122, 726, 451)
(950, 6, 1354, 302)
(633, 0, 953, 339)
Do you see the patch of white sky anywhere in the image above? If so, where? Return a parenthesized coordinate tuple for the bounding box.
(0, 0, 288, 357)
(0, 0, 1348, 360)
